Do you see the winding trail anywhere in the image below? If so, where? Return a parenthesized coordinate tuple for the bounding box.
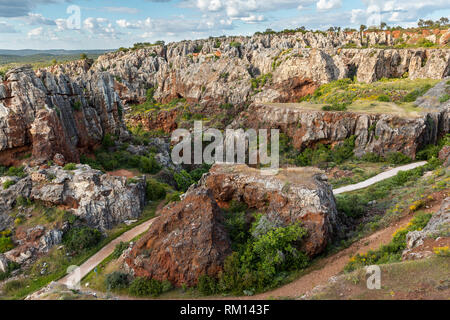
(58, 218, 155, 287)
(58, 161, 427, 291)
(333, 161, 427, 194)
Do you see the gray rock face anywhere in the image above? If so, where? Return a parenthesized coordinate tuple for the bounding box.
(402, 197, 450, 260)
(0, 164, 146, 233)
(1, 32, 449, 165)
(230, 101, 448, 159)
(0, 253, 8, 273)
(29, 164, 146, 231)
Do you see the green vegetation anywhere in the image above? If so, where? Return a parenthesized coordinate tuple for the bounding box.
(0, 230, 14, 253)
(128, 277, 172, 297)
(106, 271, 130, 290)
(416, 134, 450, 161)
(230, 41, 242, 48)
(310, 77, 439, 106)
(111, 242, 129, 260)
(336, 159, 440, 219)
(344, 211, 432, 272)
(63, 163, 77, 171)
(0, 166, 26, 178)
(2, 180, 16, 190)
(146, 178, 167, 201)
(295, 135, 356, 167)
(250, 73, 272, 91)
(63, 227, 102, 254)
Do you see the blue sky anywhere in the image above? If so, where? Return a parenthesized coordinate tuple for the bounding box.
(0, 0, 449, 50)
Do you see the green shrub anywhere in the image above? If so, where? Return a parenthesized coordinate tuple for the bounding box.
(165, 192, 181, 203)
(321, 103, 348, 111)
(146, 179, 167, 201)
(63, 227, 102, 253)
(439, 94, 450, 103)
(174, 170, 194, 192)
(138, 155, 160, 174)
(112, 242, 129, 259)
(376, 94, 391, 102)
(224, 211, 248, 250)
(72, 100, 82, 111)
(106, 272, 130, 290)
(2, 166, 26, 178)
(385, 152, 411, 165)
(129, 277, 163, 297)
(63, 163, 77, 171)
(336, 194, 367, 218)
(102, 133, 116, 149)
(3, 180, 16, 190)
(402, 84, 432, 102)
(230, 41, 241, 48)
(197, 274, 218, 295)
(63, 211, 78, 224)
(0, 236, 14, 253)
(361, 152, 383, 162)
(217, 223, 309, 294)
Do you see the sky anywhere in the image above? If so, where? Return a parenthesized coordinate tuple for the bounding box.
(0, 0, 449, 50)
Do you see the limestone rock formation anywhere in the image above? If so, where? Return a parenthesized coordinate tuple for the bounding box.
(0, 65, 127, 166)
(230, 102, 448, 159)
(125, 187, 231, 287)
(402, 197, 450, 260)
(0, 164, 146, 232)
(199, 164, 341, 256)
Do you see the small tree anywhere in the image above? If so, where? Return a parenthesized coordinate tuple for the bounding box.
(80, 53, 87, 60)
(380, 22, 387, 30)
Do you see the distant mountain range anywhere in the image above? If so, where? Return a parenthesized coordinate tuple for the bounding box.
(0, 49, 112, 57)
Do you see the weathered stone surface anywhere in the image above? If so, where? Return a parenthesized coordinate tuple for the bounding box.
(402, 197, 450, 260)
(30, 164, 146, 231)
(230, 102, 448, 159)
(125, 187, 231, 287)
(439, 145, 450, 167)
(0, 253, 8, 273)
(199, 164, 341, 256)
(0, 65, 127, 166)
(0, 164, 146, 233)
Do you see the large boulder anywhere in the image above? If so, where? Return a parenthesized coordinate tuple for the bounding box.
(30, 164, 146, 231)
(124, 187, 231, 287)
(200, 164, 341, 256)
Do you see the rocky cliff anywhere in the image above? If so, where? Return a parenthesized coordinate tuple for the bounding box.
(230, 99, 449, 159)
(1, 31, 449, 165)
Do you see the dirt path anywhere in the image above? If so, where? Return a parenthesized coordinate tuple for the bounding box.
(334, 161, 427, 194)
(58, 218, 156, 288)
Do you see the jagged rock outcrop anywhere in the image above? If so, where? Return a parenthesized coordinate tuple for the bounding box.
(125, 187, 231, 287)
(0, 164, 146, 232)
(3, 225, 63, 265)
(402, 197, 450, 260)
(0, 65, 127, 166)
(230, 99, 449, 159)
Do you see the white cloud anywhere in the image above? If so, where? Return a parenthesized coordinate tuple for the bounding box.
(102, 7, 140, 14)
(27, 26, 43, 37)
(24, 13, 56, 25)
(317, 0, 342, 11)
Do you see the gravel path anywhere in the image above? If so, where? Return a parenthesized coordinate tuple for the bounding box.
(333, 161, 427, 194)
(58, 218, 155, 288)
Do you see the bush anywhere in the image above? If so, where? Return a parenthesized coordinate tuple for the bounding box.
(217, 223, 309, 294)
(2, 166, 26, 178)
(102, 133, 116, 149)
(174, 170, 194, 192)
(197, 274, 218, 295)
(0, 236, 14, 253)
(128, 277, 163, 297)
(376, 94, 391, 102)
(146, 179, 166, 201)
(336, 194, 367, 218)
(63, 227, 102, 253)
(385, 152, 411, 165)
(138, 155, 160, 174)
(63, 163, 77, 171)
(165, 192, 181, 203)
(361, 152, 383, 162)
(112, 242, 129, 259)
(402, 84, 432, 102)
(321, 103, 348, 111)
(106, 272, 130, 290)
(3, 180, 16, 190)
